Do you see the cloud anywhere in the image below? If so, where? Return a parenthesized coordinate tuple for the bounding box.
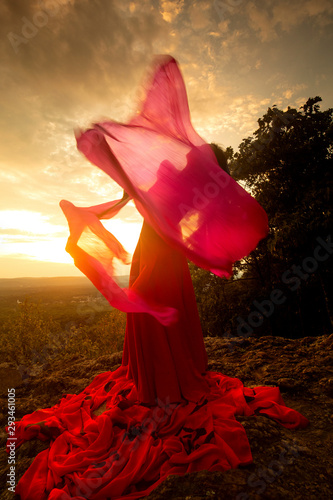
(273, 0, 333, 30)
(160, 0, 184, 23)
(246, 0, 333, 41)
(0, 208, 71, 264)
(0, 0, 169, 167)
(0, 1, 175, 233)
(188, 1, 211, 31)
(246, 2, 278, 42)
(0, 0, 333, 278)
(0, 210, 66, 234)
(217, 19, 230, 34)
(282, 84, 308, 100)
(191, 93, 275, 151)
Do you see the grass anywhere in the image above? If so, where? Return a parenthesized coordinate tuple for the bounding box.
(0, 297, 126, 368)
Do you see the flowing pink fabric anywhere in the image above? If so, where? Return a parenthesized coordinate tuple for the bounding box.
(59, 198, 178, 326)
(60, 55, 268, 324)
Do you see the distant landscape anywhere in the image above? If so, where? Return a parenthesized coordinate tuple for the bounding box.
(0, 276, 128, 368)
(0, 276, 129, 327)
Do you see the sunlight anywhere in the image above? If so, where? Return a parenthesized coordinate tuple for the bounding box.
(0, 210, 143, 271)
(0, 210, 70, 264)
(103, 218, 143, 255)
(0, 210, 64, 235)
(0, 236, 73, 264)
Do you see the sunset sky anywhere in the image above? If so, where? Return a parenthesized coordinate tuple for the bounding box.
(1, 0, 332, 278)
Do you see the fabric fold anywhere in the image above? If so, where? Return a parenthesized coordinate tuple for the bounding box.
(7, 368, 309, 500)
(60, 198, 178, 326)
(60, 55, 268, 324)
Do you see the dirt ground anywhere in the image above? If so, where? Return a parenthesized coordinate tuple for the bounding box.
(0, 333, 332, 500)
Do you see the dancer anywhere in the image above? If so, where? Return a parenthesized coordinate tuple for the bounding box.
(6, 56, 308, 500)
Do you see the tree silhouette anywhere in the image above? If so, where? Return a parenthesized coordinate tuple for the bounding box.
(191, 99, 333, 338)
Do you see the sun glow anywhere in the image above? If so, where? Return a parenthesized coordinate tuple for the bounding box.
(0, 210, 143, 273)
(0, 210, 72, 264)
(0, 210, 64, 235)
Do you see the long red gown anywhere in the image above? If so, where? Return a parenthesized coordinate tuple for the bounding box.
(123, 220, 209, 405)
(6, 56, 309, 499)
(6, 218, 309, 500)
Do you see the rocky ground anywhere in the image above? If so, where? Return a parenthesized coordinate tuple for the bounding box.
(0, 333, 332, 500)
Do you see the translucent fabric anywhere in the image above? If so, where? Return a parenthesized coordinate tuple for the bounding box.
(60, 55, 268, 325)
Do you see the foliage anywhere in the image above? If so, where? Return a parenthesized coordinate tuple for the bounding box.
(63, 310, 126, 358)
(0, 297, 126, 367)
(189, 263, 260, 337)
(192, 98, 333, 338)
(231, 96, 332, 259)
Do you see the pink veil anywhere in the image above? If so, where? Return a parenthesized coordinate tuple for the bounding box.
(60, 55, 268, 325)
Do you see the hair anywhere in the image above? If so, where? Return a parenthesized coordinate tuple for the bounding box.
(210, 143, 230, 175)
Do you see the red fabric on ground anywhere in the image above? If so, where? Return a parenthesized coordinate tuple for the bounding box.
(7, 365, 308, 500)
(6, 221, 309, 500)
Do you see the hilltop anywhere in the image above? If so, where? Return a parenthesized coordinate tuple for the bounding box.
(0, 333, 332, 499)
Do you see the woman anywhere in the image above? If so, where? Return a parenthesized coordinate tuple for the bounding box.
(7, 56, 309, 500)
(123, 218, 209, 405)
(122, 142, 233, 406)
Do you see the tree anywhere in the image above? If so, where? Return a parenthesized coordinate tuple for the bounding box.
(231, 97, 332, 258)
(230, 97, 333, 335)
(191, 99, 333, 338)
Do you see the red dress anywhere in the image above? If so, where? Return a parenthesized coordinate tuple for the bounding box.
(7, 219, 309, 500)
(122, 220, 209, 405)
